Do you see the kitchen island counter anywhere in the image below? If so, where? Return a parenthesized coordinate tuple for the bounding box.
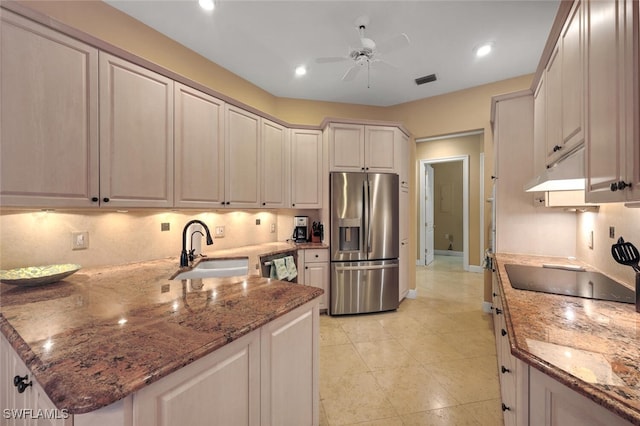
(0, 254, 323, 415)
(495, 253, 640, 424)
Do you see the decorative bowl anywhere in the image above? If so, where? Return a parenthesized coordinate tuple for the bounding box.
(0, 264, 81, 287)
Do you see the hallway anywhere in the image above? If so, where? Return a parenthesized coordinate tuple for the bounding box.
(319, 256, 502, 425)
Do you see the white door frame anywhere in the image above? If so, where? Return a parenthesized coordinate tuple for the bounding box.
(418, 155, 470, 271)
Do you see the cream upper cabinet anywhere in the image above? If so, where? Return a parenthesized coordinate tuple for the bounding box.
(291, 129, 323, 209)
(538, 0, 585, 167)
(0, 10, 99, 208)
(584, 0, 638, 203)
(364, 126, 398, 172)
(261, 119, 289, 208)
(99, 52, 174, 208)
(329, 123, 399, 173)
(225, 105, 261, 208)
(174, 83, 225, 208)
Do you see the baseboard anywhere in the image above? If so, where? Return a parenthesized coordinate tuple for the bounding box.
(406, 289, 417, 299)
(482, 301, 493, 313)
(434, 250, 464, 257)
(468, 265, 484, 273)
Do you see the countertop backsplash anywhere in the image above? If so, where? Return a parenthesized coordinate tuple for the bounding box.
(0, 209, 322, 269)
(576, 203, 640, 288)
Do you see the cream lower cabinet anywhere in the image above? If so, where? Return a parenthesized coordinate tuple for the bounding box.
(298, 249, 329, 311)
(0, 9, 99, 208)
(0, 334, 72, 426)
(134, 299, 319, 426)
(529, 368, 633, 426)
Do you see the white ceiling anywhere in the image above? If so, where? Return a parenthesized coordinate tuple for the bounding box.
(104, 0, 560, 107)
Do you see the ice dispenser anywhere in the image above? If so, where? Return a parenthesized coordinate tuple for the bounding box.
(338, 218, 361, 252)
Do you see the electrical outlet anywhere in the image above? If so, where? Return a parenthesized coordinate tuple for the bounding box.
(71, 231, 89, 250)
(161, 222, 170, 232)
(609, 226, 615, 239)
(215, 226, 225, 238)
(270, 223, 276, 233)
(588, 230, 594, 249)
(256, 219, 261, 225)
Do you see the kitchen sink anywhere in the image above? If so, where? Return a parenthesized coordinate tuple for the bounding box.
(172, 257, 249, 280)
(505, 263, 634, 304)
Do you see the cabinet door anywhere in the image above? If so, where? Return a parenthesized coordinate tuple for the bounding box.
(261, 301, 319, 426)
(302, 250, 329, 311)
(585, 0, 633, 203)
(0, 10, 99, 208)
(364, 126, 397, 172)
(545, 45, 563, 164)
(291, 129, 323, 208)
(174, 83, 225, 208)
(399, 131, 410, 190)
(134, 330, 261, 426)
(225, 105, 261, 208)
(99, 52, 174, 208)
(261, 119, 289, 208)
(561, 0, 584, 152)
(329, 123, 364, 172)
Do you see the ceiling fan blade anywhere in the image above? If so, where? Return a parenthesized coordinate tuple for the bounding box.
(342, 65, 361, 81)
(373, 58, 397, 69)
(376, 33, 410, 54)
(315, 56, 349, 64)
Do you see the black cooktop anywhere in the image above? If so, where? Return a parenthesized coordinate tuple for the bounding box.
(505, 264, 634, 304)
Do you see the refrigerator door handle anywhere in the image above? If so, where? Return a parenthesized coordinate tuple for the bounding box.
(365, 178, 372, 253)
(334, 264, 399, 272)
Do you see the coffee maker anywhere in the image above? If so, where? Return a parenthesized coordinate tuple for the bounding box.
(292, 216, 309, 243)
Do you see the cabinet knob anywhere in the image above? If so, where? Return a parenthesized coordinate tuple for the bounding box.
(102, 197, 110, 203)
(552, 145, 562, 152)
(292, 203, 295, 207)
(492, 292, 497, 297)
(262, 202, 266, 206)
(501, 329, 507, 336)
(501, 403, 511, 412)
(91, 197, 99, 202)
(495, 308, 502, 315)
(501, 365, 511, 374)
(226, 202, 230, 205)
(13, 375, 32, 394)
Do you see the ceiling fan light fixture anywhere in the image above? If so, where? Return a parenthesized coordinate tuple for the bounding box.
(475, 42, 494, 58)
(295, 65, 307, 76)
(198, 0, 215, 12)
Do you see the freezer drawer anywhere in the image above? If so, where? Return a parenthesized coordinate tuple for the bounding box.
(330, 260, 399, 315)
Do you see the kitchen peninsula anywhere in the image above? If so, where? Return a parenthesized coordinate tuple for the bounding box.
(493, 253, 639, 425)
(0, 248, 323, 425)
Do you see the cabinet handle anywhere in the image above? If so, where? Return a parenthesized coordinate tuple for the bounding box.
(495, 308, 502, 315)
(617, 181, 632, 191)
(501, 329, 507, 336)
(91, 197, 99, 202)
(13, 375, 32, 393)
(102, 197, 110, 203)
(552, 145, 562, 152)
(501, 365, 511, 374)
(501, 403, 511, 412)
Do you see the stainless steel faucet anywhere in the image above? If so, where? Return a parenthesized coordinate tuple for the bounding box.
(180, 220, 214, 267)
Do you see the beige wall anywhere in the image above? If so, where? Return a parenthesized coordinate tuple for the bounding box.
(432, 162, 464, 252)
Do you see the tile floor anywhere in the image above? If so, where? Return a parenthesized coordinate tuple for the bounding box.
(319, 255, 503, 426)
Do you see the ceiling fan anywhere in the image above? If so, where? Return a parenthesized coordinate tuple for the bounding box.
(315, 17, 410, 87)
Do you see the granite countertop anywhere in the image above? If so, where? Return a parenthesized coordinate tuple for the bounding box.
(0, 243, 324, 415)
(494, 253, 640, 424)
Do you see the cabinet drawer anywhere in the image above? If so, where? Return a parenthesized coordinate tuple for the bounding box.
(303, 249, 328, 263)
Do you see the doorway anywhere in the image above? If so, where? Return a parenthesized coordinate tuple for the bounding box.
(419, 156, 470, 270)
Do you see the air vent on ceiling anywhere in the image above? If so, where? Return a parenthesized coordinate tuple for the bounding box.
(415, 74, 437, 85)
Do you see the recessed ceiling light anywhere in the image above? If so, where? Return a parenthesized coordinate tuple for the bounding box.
(198, 0, 215, 12)
(475, 42, 494, 58)
(295, 65, 307, 77)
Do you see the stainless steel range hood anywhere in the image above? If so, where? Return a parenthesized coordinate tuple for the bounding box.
(524, 148, 585, 192)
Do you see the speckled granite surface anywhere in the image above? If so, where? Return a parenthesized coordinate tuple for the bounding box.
(495, 253, 640, 424)
(0, 244, 323, 415)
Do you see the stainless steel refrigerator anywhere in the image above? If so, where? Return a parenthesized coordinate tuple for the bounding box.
(330, 172, 399, 315)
